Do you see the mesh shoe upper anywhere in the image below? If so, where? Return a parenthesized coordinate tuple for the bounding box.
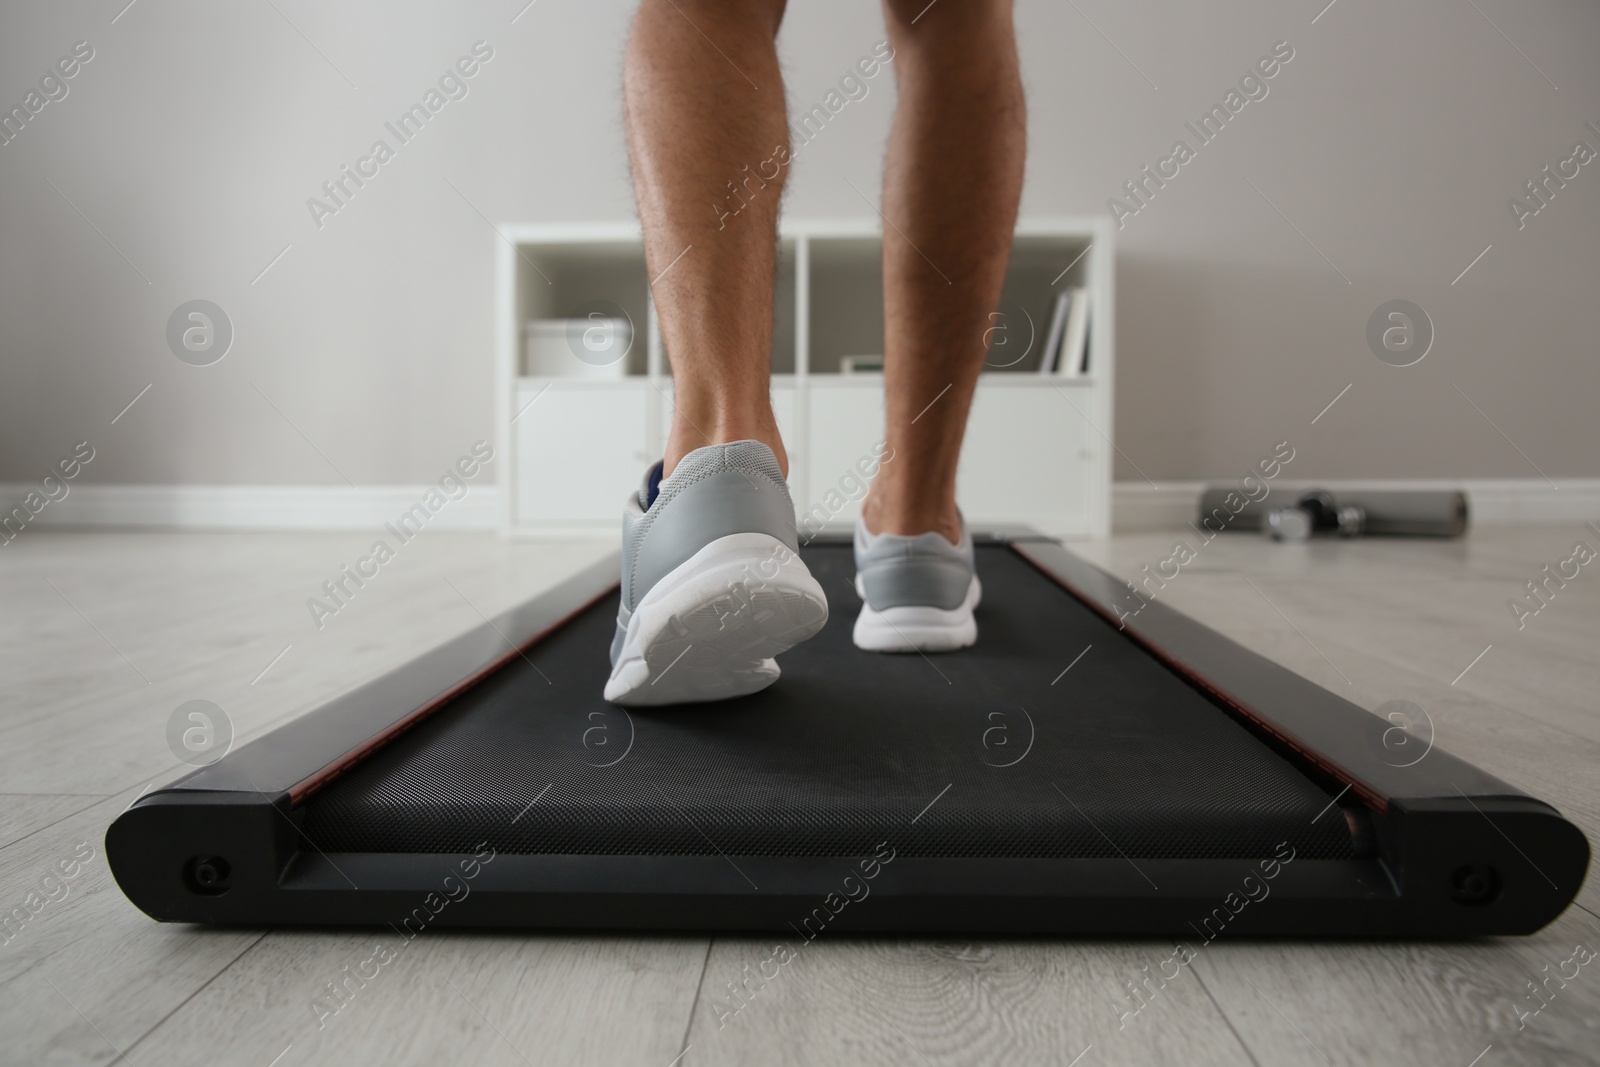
(613, 441, 797, 663)
(854, 515, 975, 611)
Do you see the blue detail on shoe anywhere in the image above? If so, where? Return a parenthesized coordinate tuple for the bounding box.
(644, 460, 664, 509)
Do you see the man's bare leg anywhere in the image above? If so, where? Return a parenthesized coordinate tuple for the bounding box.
(863, 0, 1026, 541)
(608, 0, 826, 707)
(624, 0, 790, 477)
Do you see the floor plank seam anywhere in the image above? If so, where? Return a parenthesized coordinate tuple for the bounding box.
(0, 795, 116, 856)
(1190, 956, 1265, 1067)
(1174, 599, 1600, 768)
(675, 938, 714, 1061)
(109, 928, 272, 1063)
(1436, 687, 1600, 754)
(0, 932, 94, 995)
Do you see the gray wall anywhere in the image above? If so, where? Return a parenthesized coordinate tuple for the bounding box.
(2, 0, 1596, 486)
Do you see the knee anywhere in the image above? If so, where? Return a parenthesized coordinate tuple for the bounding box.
(647, 0, 787, 37)
(882, 0, 1012, 35)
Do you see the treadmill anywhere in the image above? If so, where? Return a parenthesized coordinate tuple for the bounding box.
(107, 532, 1590, 936)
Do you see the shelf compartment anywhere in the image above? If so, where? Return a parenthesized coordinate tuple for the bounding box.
(514, 241, 650, 378)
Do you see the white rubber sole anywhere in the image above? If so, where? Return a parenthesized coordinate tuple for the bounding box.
(605, 532, 828, 706)
(852, 573, 982, 652)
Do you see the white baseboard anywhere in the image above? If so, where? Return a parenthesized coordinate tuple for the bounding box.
(1113, 484, 1209, 534)
(0, 484, 502, 532)
(2, 479, 1592, 535)
(1113, 478, 1600, 532)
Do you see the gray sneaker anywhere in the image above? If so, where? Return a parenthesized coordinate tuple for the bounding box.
(605, 440, 828, 705)
(852, 514, 982, 652)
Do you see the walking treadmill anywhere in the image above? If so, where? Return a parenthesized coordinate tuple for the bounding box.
(107, 532, 1590, 936)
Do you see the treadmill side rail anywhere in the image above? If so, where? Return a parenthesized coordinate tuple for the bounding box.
(1011, 540, 1524, 808)
(154, 552, 619, 802)
(1012, 538, 1591, 934)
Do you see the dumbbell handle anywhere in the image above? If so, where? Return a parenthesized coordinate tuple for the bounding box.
(1197, 489, 1467, 537)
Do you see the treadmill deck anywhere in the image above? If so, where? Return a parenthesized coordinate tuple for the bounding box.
(301, 545, 1356, 861)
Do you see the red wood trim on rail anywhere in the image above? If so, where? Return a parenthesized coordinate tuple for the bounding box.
(1010, 542, 1388, 815)
(286, 583, 620, 806)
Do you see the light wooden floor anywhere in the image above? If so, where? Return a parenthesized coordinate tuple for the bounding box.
(2, 526, 1596, 1066)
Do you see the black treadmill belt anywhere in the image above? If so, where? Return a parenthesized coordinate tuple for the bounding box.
(301, 544, 1355, 860)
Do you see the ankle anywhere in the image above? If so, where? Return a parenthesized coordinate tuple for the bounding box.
(861, 488, 961, 544)
(665, 421, 787, 479)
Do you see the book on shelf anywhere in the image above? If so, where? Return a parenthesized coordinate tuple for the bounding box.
(1037, 290, 1071, 375)
(1060, 287, 1090, 378)
(1036, 287, 1089, 376)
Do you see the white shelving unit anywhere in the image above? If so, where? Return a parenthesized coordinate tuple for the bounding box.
(496, 218, 1115, 539)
